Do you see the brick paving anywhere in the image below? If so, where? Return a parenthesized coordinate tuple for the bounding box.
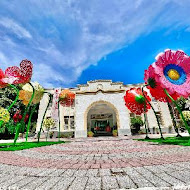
(0, 136, 190, 189)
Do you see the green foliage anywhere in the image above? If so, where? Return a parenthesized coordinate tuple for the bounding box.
(131, 117, 144, 127)
(49, 131, 54, 138)
(43, 117, 55, 130)
(87, 131, 94, 136)
(112, 130, 118, 135)
(0, 141, 66, 151)
(60, 132, 74, 138)
(130, 116, 144, 134)
(0, 86, 40, 137)
(181, 111, 190, 121)
(176, 96, 187, 111)
(5, 119, 16, 134)
(137, 136, 190, 146)
(0, 86, 24, 116)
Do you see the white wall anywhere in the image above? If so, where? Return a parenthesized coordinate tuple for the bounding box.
(75, 91, 131, 137)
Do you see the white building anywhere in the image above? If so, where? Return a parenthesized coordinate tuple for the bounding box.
(36, 80, 174, 138)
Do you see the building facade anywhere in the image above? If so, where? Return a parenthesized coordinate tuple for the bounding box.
(36, 80, 174, 138)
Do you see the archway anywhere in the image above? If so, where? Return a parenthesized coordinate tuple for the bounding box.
(84, 101, 120, 136)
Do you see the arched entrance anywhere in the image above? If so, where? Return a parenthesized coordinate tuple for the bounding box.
(85, 101, 120, 136)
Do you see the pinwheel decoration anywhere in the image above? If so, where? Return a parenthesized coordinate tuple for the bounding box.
(144, 49, 190, 135)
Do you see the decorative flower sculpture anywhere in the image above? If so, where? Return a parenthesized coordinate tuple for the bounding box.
(0, 60, 33, 88)
(144, 64, 179, 102)
(145, 50, 190, 98)
(0, 107, 10, 124)
(59, 89, 75, 107)
(19, 82, 44, 105)
(124, 87, 151, 115)
(144, 49, 190, 135)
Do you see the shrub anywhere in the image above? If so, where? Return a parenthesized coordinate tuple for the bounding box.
(181, 111, 190, 122)
(60, 132, 74, 138)
(43, 118, 55, 130)
(49, 131, 54, 138)
(130, 116, 144, 134)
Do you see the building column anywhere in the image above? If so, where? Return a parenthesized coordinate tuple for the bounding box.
(36, 93, 50, 132)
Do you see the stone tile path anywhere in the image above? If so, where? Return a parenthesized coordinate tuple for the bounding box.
(0, 137, 190, 189)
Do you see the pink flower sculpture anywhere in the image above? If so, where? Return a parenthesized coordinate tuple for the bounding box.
(124, 87, 151, 115)
(0, 60, 33, 88)
(144, 64, 179, 102)
(144, 49, 190, 98)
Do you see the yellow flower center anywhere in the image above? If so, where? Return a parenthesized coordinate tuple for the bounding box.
(167, 69, 180, 80)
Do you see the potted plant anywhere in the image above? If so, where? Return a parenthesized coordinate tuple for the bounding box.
(112, 129, 118, 137)
(168, 125, 173, 133)
(87, 131, 94, 137)
(130, 116, 144, 135)
(43, 117, 55, 141)
(49, 131, 54, 139)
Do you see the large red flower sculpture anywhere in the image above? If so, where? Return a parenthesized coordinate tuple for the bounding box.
(145, 50, 190, 98)
(0, 60, 33, 88)
(144, 64, 179, 102)
(59, 89, 75, 107)
(124, 87, 151, 115)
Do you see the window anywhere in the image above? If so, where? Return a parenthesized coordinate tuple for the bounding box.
(155, 112, 164, 126)
(64, 116, 75, 131)
(152, 97, 157, 102)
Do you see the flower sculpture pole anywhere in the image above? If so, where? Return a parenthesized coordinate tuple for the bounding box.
(7, 84, 20, 111)
(25, 105, 37, 142)
(164, 89, 190, 134)
(14, 82, 35, 144)
(143, 101, 149, 139)
(141, 86, 164, 139)
(166, 99, 181, 137)
(124, 88, 151, 139)
(58, 100, 61, 141)
(19, 82, 44, 142)
(144, 50, 190, 135)
(37, 92, 52, 142)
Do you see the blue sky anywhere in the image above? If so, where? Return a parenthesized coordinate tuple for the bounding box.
(0, 0, 190, 88)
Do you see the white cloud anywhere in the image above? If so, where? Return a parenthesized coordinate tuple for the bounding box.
(0, 17, 32, 39)
(0, 0, 190, 87)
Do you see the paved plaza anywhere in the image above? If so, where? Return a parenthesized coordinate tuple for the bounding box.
(0, 137, 190, 189)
